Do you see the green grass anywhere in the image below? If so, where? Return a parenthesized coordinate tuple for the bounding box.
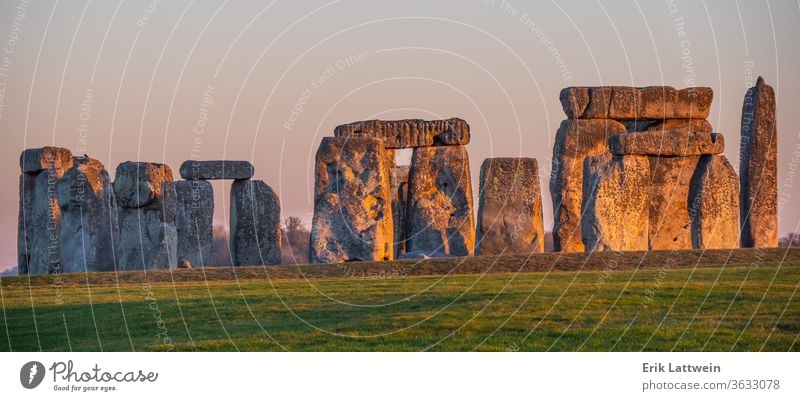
(1, 260, 798, 351)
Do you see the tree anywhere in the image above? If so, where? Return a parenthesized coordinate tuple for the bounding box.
(281, 217, 310, 264)
(211, 226, 233, 266)
(778, 232, 800, 248)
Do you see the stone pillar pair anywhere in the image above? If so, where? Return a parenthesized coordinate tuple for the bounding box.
(554, 86, 739, 252)
(175, 160, 281, 268)
(18, 147, 118, 275)
(310, 118, 475, 263)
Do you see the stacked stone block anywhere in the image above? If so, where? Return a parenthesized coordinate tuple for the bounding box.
(555, 85, 740, 252)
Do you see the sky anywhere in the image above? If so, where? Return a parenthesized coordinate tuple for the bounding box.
(0, 0, 799, 269)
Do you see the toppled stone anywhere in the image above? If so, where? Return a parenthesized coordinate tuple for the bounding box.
(56, 156, 119, 272)
(476, 158, 544, 255)
(179, 160, 254, 180)
(647, 156, 699, 250)
(115, 162, 178, 270)
(334, 118, 470, 149)
(550, 119, 627, 252)
(175, 180, 214, 267)
(560, 86, 713, 119)
(392, 165, 411, 257)
(740, 77, 778, 248)
(20, 146, 74, 174)
(405, 145, 475, 257)
(230, 180, 282, 266)
(609, 129, 724, 156)
(309, 137, 393, 263)
(690, 155, 740, 249)
(582, 154, 650, 251)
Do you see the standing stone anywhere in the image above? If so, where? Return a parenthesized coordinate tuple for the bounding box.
(690, 155, 740, 249)
(17, 147, 74, 275)
(230, 180, 282, 266)
(647, 156, 699, 250)
(179, 160, 254, 180)
(392, 165, 410, 257)
(581, 154, 649, 251)
(740, 77, 778, 248)
(17, 174, 34, 275)
(114, 162, 178, 270)
(334, 118, 470, 148)
(550, 119, 627, 252)
(176, 180, 214, 267)
(56, 156, 119, 273)
(476, 158, 544, 255)
(405, 145, 475, 257)
(309, 137, 393, 263)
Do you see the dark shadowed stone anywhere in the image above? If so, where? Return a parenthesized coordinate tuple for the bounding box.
(559, 86, 713, 119)
(310, 137, 393, 263)
(476, 158, 544, 255)
(392, 165, 411, 257)
(17, 147, 74, 275)
(115, 162, 178, 270)
(740, 77, 778, 248)
(56, 156, 119, 273)
(20, 146, 74, 174)
(405, 146, 475, 257)
(645, 119, 712, 133)
(176, 180, 214, 267)
(17, 174, 34, 275)
(648, 156, 699, 250)
(609, 129, 724, 156)
(690, 155, 740, 249)
(179, 160, 254, 180)
(230, 179, 282, 266)
(550, 119, 627, 252)
(582, 154, 650, 251)
(334, 118, 470, 149)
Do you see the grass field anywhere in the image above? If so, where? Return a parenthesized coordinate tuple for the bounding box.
(1, 249, 798, 351)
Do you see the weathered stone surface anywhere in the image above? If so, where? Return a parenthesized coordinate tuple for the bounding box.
(392, 165, 410, 257)
(550, 119, 627, 252)
(560, 86, 713, 119)
(310, 137, 393, 263)
(648, 156, 699, 250)
(117, 208, 177, 270)
(17, 147, 74, 275)
(609, 129, 724, 156)
(20, 146, 74, 174)
(179, 160, 254, 180)
(621, 118, 712, 134)
(690, 155, 740, 249)
(334, 118, 470, 149)
(405, 146, 475, 257)
(581, 154, 650, 251)
(17, 174, 34, 275)
(56, 156, 118, 273)
(476, 158, 544, 255)
(230, 180, 282, 266)
(175, 180, 214, 267)
(740, 77, 778, 248)
(114, 162, 176, 209)
(115, 162, 178, 270)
